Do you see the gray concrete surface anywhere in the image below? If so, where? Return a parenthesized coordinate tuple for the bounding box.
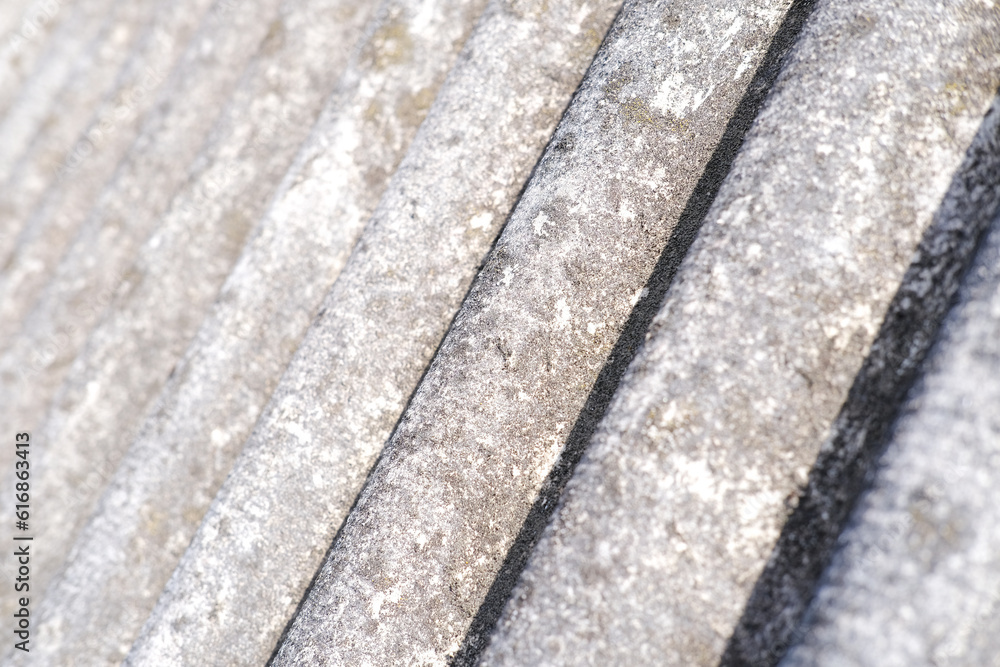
(0, 0, 286, 467)
(0, 0, 287, 624)
(1, 0, 996, 664)
(0, 0, 36, 40)
(127, 0, 623, 664)
(0, 0, 286, 375)
(25, 0, 484, 663)
(3, 0, 377, 662)
(0, 0, 169, 259)
(0, 0, 74, 123)
(266, 0, 815, 664)
(476, 2, 1000, 665)
(780, 143, 1000, 667)
(0, 0, 121, 185)
(726, 97, 1000, 667)
(0, 0, 215, 341)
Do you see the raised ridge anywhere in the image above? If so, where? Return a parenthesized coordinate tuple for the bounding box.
(1, 0, 998, 664)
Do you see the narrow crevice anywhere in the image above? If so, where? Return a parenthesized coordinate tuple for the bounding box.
(721, 95, 1000, 667)
(264, 4, 629, 661)
(449, 1, 821, 663)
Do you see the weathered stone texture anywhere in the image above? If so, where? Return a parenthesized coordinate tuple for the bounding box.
(0, 0, 193, 264)
(268, 0, 809, 664)
(0, 0, 285, 422)
(0, 0, 286, 625)
(4, 0, 377, 663)
(0, 0, 215, 344)
(781, 138, 1000, 667)
(0, 0, 121, 183)
(0, 0, 75, 123)
(478, 2, 1000, 665)
(0, 0, 107, 254)
(27, 0, 485, 664)
(128, 0, 621, 664)
(3, 0, 998, 664)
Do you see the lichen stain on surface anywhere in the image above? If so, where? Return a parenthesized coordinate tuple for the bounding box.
(576, 27, 603, 56)
(620, 96, 658, 125)
(260, 19, 286, 57)
(565, 1, 610, 61)
(366, 16, 414, 70)
(363, 99, 381, 123)
(139, 506, 170, 543)
(943, 81, 969, 116)
(182, 503, 207, 527)
(652, 71, 708, 119)
(119, 265, 146, 301)
(396, 85, 436, 131)
(506, 0, 552, 21)
(603, 66, 692, 135)
(221, 208, 253, 256)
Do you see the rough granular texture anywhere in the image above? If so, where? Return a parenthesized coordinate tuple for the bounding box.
(0, 0, 122, 185)
(269, 0, 803, 664)
(781, 168, 1000, 667)
(0, 0, 286, 436)
(478, 1, 1000, 666)
(0, 0, 196, 263)
(5, 0, 376, 663)
(0, 0, 80, 133)
(28, 0, 485, 664)
(727, 97, 1000, 667)
(0, 0, 275, 622)
(128, 1, 622, 665)
(0, 0, 289, 606)
(0, 0, 215, 334)
(0, 0, 118, 253)
(0, 0, 158, 190)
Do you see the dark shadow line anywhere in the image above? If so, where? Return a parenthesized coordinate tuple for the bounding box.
(720, 95, 1000, 667)
(264, 2, 632, 662)
(448, 0, 821, 663)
